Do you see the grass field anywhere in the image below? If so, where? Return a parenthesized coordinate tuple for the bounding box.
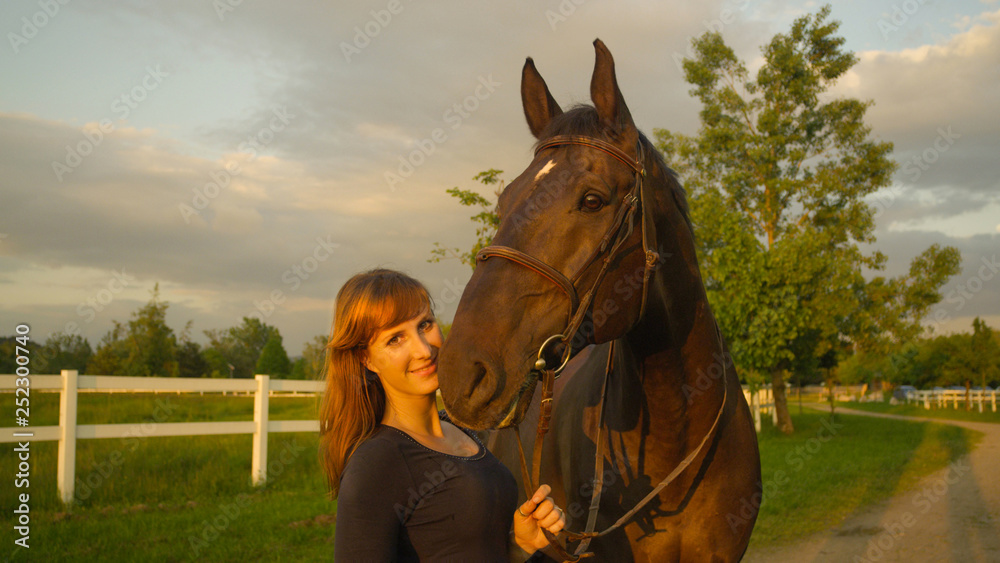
(0, 393, 984, 561)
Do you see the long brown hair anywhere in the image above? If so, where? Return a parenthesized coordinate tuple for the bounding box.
(319, 269, 433, 496)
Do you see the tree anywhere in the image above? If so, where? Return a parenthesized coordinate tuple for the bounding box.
(39, 332, 93, 373)
(429, 169, 503, 270)
(255, 332, 291, 378)
(204, 317, 278, 378)
(87, 321, 128, 375)
(655, 5, 959, 433)
(176, 322, 210, 378)
(121, 284, 179, 377)
(85, 284, 189, 377)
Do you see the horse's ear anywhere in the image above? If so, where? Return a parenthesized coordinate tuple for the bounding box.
(590, 39, 636, 137)
(522, 57, 563, 139)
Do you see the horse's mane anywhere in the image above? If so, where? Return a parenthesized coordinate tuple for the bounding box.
(535, 105, 693, 234)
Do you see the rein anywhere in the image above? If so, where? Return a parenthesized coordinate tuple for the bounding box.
(515, 329, 729, 560)
(478, 135, 730, 560)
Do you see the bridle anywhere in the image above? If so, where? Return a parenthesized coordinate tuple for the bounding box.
(476, 135, 729, 561)
(476, 134, 658, 375)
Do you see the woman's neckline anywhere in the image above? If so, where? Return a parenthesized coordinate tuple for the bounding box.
(382, 422, 485, 460)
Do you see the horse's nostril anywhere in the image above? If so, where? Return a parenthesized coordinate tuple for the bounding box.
(471, 361, 488, 387)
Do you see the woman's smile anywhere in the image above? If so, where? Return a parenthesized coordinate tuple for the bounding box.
(409, 360, 437, 378)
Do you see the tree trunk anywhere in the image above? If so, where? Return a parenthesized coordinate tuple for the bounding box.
(772, 368, 794, 434)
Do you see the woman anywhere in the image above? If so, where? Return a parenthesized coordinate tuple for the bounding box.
(320, 269, 566, 561)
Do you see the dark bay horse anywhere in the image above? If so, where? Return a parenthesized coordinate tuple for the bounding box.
(438, 39, 761, 562)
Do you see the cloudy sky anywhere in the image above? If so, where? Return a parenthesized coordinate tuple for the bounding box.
(1, 0, 998, 358)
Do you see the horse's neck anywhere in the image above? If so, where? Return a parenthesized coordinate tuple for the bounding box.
(619, 270, 729, 437)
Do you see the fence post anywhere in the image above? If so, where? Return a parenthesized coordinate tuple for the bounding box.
(251, 374, 270, 486)
(57, 369, 79, 504)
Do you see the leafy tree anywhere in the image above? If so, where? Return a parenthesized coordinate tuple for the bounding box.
(302, 334, 328, 380)
(970, 317, 1000, 388)
(204, 317, 278, 378)
(202, 347, 234, 378)
(429, 169, 503, 270)
(40, 332, 93, 373)
(289, 358, 309, 380)
(0, 332, 92, 374)
(654, 5, 958, 433)
(255, 332, 291, 378)
(0, 337, 15, 374)
(85, 284, 188, 377)
(120, 284, 179, 377)
(175, 321, 209, 378)
(846, 244, 961, 364)
(87, 322, 128, 375)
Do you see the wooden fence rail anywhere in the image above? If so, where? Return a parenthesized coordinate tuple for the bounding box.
(0, 370, 323, 504)
(904, 389, 998, 412)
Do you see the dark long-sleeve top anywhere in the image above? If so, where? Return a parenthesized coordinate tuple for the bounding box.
(334, 414, 519, 562)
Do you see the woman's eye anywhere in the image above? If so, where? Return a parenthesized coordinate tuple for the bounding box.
(581, 194, 605, 211)
(419, 320, 433, 331)
(387, 335, 401, 346)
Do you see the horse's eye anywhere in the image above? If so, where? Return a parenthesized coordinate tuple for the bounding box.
(581, 193, 605, 211)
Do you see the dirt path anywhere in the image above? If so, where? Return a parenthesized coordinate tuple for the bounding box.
(743, 405, 1000, 563)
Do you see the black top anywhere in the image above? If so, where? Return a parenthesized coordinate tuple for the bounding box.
(335, 414, 519, 562)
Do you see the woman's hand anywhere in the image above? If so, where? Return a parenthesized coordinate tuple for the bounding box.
(512, 484, 567, 553)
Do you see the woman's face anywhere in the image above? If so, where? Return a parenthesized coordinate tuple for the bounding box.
(364, 306, 443, 400)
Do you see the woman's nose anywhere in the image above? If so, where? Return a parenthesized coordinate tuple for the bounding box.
(412, 332, 434, 358)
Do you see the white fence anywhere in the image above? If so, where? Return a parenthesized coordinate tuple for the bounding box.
(0, 370, 323, 504)
(905, 388, 998, 412)
(743, 385, 776, 432)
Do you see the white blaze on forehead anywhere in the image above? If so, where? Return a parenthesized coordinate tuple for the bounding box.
(534, 159, 556, 181)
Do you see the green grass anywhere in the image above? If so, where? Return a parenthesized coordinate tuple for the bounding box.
(746, 410, 981, 548)
(834, 399, 1000, 424)
(0, 394, 983, 560)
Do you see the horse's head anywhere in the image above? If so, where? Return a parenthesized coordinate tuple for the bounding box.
(439, 40, 684, 429)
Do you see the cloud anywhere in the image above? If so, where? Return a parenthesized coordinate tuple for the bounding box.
(3, 0, 996, 355)
(831, 8, 1000, 224)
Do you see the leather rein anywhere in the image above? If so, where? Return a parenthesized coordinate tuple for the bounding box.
(476, 135, 729, 561)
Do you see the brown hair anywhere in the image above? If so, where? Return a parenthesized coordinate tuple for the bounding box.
(319, 269, 433, 496)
